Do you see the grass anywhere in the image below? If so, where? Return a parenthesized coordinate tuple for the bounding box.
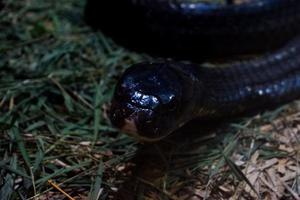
(0, 0, 300, 199)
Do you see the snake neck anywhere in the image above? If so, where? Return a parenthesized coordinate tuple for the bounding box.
(197, 37, 300, 117)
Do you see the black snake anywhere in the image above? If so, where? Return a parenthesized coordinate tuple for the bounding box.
(85, 0, 300, 142)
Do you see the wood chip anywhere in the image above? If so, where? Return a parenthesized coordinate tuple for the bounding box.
(277, 159, 287, 174)
(278, 144, 294, 153)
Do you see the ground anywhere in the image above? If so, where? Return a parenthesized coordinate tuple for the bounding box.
(0, 0, 299, 199)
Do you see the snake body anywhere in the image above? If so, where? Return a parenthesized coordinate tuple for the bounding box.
(85, 0, 300, 59)
(85, 0, 300, 141)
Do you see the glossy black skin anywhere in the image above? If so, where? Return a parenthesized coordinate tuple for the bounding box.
(0, 1, 4, 11)
(110, 37, 300, 140)
(84, 0, 300, 141)
(85, 0, 300, 60)
(110, 62, 203, 140)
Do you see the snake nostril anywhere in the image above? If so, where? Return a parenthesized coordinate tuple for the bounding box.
(109, 106, 124, 128)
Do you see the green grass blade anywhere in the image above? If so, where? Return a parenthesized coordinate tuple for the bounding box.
(89, 161, 104, 200)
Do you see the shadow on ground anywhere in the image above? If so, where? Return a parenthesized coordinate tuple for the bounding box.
(113, 120, 233, 199)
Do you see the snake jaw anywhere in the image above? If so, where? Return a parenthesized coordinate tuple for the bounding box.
(121, 118, 138, 134)
(119, 115, 173, 142)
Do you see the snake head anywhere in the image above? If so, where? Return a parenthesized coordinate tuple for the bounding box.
(110, 62, 199, 142)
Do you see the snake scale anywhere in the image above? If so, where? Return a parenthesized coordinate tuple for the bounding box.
(85, 0, 300, 142)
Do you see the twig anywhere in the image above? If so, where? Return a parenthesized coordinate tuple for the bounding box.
(48, 179, 75, 200)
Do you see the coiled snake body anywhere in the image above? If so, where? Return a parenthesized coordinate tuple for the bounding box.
(85, 0, 300, 141)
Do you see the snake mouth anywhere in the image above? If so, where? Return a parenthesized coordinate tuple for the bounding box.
(124, 128, 168, 142)
(120, 118, 138, 134)
(109, 100, 173, 142)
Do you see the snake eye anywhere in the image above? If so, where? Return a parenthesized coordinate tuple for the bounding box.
(169, 96, 179, 111)
(160, 93, 178, 111)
